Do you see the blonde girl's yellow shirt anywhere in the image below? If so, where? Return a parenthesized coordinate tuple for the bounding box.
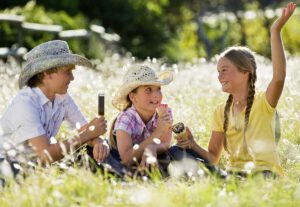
(212, 92, 283, 176)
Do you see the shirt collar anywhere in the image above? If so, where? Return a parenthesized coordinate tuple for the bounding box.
(129, 105, 157, 129)
(32, 87, 67, 107)
(32, 87, 50, 106)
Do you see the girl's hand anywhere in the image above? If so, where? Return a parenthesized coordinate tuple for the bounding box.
(271, 2, 296, 32)
(156, 104, 168, 117)
(91, 138, 110, 163)
(138, 144, 158, 174)
(176, 127, 197, 149)
(156, 113, 173, 134)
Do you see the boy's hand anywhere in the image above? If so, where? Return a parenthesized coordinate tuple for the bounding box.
(271, 2, 296, 32)
(86, 116, 107, 139)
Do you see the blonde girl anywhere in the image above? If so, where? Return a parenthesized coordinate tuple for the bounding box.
(170, 2, 296, 178)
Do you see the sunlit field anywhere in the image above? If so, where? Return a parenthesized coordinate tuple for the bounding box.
(0, 54, 300, 206)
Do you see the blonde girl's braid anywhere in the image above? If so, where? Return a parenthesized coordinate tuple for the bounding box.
(223, 94, 233, 152)
(243, 72, 256, 149)
(242, 50, 257, 149)
(220, 46, 257, 152)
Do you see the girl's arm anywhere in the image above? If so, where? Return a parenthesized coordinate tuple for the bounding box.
(266, 2, 296, 107)
(154, 130, 172, 153)
(116, 110, 172, 167)
(177, 128, 224, 164)
(116, 127, 169, 167)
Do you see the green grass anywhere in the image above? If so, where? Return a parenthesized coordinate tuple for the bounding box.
(0, 55, 300, 206)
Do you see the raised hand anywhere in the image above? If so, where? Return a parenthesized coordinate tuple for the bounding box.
(271, 2, 296, 32)
(267, 2, 296, 108)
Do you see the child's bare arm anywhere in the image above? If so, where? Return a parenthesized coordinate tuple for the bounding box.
(178, 128, 224, 164)
(266, 2, 296, 107)
(116, 129, 167, 166)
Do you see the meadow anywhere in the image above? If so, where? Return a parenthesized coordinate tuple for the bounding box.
(0, 54, 300, 206)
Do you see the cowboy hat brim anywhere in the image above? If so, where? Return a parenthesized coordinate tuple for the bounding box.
(19, 53, 92, 89)
(112, 70, 173, 111)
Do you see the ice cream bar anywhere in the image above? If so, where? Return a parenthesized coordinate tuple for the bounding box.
(156, 104, 168, 116)
(98, 93, 105, 116)
(172, 122, 188, 140)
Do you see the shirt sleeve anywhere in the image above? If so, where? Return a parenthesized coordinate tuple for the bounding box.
(211, 104, 224, 132)
(6, 96, 46, 144)
(113, 112, 133, 135)
(64, 95, 88, 129)
(260, 92, 276, 113)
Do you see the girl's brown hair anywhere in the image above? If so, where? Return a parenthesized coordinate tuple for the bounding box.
(220, 46, 257, 152)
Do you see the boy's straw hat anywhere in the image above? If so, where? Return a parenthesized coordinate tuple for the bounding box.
(19, 40, 92, 89)
(112, 64, 173, 111)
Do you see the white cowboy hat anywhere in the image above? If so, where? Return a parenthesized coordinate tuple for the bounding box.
(112, 64, 173, 110)
(19, 40, 92, 89)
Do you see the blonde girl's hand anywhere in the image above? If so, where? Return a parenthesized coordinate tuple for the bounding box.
(271, 2, 296, 32)
(176, 127, 197, 149)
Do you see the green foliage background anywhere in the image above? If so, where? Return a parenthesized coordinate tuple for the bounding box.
(1, 0, 300, 61)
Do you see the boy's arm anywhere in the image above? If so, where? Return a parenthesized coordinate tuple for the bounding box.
(28, 117, 107, 164)
(28, 132, 90, 164)
(266, 2, 296, 107)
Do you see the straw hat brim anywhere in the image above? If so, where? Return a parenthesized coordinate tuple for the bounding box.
(19, 54, 92, 89)
(112, 71, 173, 111)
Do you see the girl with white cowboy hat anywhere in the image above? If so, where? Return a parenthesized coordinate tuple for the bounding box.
(109, 64, 173, 175)
(169, 2, 296, 178)
(0, 40, 109, 178)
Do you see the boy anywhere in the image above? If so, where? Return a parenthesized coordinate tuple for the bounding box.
(0, 40, 109, 176)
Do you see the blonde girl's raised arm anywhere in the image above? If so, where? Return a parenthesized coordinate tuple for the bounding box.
(266, 2, 296, 107)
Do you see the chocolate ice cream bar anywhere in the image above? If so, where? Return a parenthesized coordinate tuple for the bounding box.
(172, 122, 188, 140)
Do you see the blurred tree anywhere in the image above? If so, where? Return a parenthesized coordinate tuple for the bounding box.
(182, 0, 286, 59)
(0, 0, 29, 9)
(78, 0, 189, 60)
(1, 0, 299, 61)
